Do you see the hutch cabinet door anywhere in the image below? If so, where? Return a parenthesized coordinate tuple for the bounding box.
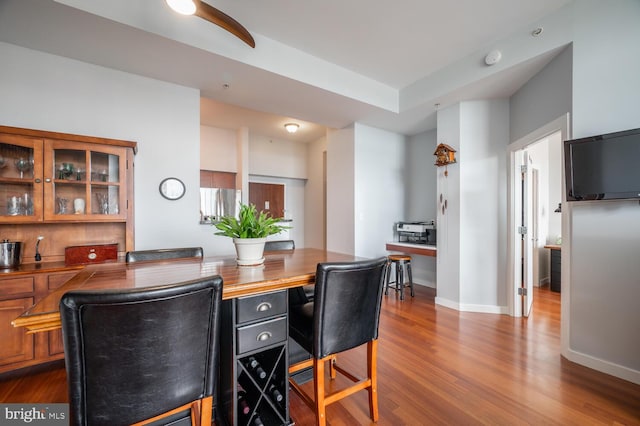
(43, 140, 128, 221)
(0, 134, 44, 222)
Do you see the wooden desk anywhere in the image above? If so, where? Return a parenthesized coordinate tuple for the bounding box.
(12, 248, 358, 334)
(386, 242, 437, 257)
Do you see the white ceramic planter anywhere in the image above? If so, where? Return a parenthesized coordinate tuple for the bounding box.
(233, 237, 266, 266)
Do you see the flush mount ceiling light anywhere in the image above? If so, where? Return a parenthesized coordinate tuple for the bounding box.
(166, 0, 196, 15)
(284, 123, 300, 133)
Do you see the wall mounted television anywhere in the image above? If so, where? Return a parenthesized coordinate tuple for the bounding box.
(564, 127, 640, 201)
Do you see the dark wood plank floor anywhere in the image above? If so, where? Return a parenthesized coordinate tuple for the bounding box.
(2, 286, 639, 425)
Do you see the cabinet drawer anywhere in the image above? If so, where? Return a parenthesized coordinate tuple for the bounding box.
(237, 316, 287, 355)
(0, 277, 35, 296)
(236, 291, 286, 324)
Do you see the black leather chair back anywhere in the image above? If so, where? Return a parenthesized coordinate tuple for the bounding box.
(312, 257, 386, 358)
(60, 276, 223, 426)
(125, 247, 204, 263)
(264, 240, 295, 251)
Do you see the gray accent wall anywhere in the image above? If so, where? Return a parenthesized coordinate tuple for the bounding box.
(510, 45, 573, 143)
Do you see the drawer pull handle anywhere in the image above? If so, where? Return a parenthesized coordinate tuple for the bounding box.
(256, 331, 272, 342)
(256, 302, 272, 312)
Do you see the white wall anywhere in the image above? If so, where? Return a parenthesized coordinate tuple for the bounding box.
(436, 100, 509, 312)
(200, 125, 237, 172)
(354, 123, 405, 259)
(435, 105, 461, 305)
(405, 129, 437, 287)
(0, 42, 234, 256)
(305, 135, 327, 250)
(249, 134, 307, 179)
(547, 131, 563, 244)
(326, 127, 355, 254)
(566, 0, 640, 382)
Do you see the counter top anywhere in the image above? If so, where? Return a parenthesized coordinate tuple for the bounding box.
(0, 261, 85, 276)
(544, 244, 562, 251)
(386, 242, 437, 257)
(12, 248, 359, 333)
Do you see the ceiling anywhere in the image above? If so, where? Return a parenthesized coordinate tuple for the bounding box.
(0, 0, 573, 143)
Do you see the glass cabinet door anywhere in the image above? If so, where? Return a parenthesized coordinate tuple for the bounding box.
(89, 151, 121, 216)
(0, 134, 43, 221)
(44, 141, 126, 220)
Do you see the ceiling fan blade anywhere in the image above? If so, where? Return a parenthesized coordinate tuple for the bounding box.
(194, 1, 255, 48)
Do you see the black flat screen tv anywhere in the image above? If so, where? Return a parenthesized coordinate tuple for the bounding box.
(564, 127, 640, 201)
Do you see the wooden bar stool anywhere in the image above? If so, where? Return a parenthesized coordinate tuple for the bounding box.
(385, 254, 414, 300)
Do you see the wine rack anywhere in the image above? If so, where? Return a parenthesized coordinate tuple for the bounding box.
(220, 290, 291, 426)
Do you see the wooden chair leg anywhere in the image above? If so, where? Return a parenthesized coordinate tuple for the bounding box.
(329, 355, 337, 379)
(314, 357, 327, 426)
(368, 340, 379, 422)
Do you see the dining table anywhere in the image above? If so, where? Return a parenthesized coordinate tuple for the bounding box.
(12, 248, 360, 334)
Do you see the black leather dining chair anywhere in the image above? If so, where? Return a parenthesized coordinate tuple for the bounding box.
(288, 257, 387, 426)
(264, 239, 295, 251)
(125, 246, 204, 263)
(60, 276, 223, 426)
(264, 240, 315, 304)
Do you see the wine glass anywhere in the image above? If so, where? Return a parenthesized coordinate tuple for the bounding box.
(15, 158, 33, 179)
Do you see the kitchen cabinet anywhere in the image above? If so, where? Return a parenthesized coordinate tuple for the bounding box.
(200, 170, 236, 189)
(0, 268, 80, 374)
(0, 126, 136, 262)
(220, 290, 290, 425)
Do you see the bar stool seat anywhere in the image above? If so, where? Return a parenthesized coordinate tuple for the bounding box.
(385, 254, 414, 300)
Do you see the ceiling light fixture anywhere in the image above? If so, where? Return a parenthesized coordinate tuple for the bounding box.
(166, 0, 196, 15)
(284, 123, 299, 133)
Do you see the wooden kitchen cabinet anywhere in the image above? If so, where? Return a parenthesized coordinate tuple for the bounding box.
(0, 268, 80, 374)
(0, 126, 137, 262)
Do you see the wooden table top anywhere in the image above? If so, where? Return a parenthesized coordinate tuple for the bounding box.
(12, 248, 359, 333)
(386, 242, 437, 257)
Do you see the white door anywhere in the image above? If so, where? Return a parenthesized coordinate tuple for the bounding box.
(515, 151, 534, 317)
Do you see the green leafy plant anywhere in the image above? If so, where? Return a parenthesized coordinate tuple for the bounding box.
(214, 203, 290, 238)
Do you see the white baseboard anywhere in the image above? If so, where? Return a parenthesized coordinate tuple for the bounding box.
(564, 348, 640, 385)
(435, 296, 509, 314)
(412, 279, 435, 288)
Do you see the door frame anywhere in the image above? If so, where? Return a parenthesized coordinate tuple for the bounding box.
(506, 114, 570, 319)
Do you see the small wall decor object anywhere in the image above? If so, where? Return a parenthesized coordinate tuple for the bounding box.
(434, 143, 457, 176)
(159, 177, 186, 200)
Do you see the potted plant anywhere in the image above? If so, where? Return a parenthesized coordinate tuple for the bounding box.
(214, 203, 290, 265)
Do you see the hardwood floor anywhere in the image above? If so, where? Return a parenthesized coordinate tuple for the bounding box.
(1, 286, 639, 425)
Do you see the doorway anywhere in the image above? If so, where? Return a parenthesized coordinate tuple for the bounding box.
(507, 114, 569, 317)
